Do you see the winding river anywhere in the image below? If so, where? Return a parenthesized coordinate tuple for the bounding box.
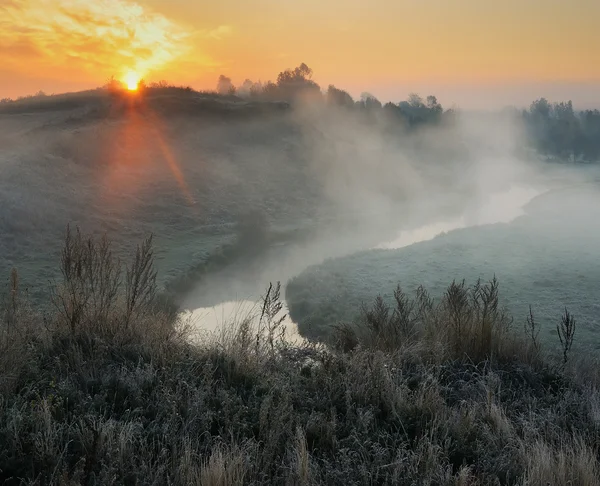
(182, 183, 547, 344)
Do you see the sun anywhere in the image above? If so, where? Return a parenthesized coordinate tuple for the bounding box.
(123, 70, 141, 91)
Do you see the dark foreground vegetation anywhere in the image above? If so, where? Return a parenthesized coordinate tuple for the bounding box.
(2, 228, 600, 485)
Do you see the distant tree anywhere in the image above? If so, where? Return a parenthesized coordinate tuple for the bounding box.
(275, 63, 321, 101)
(356, 92, 382, 112)
(277, 63, 313, 85)
(553, 100, 575, 120)
(236, 79, 255, 97)
(580, 110, 600, 161)
(523, 98, 600, 162)
(261, 81, 279, 100)
(426, 95, 443, 115)
(0, 98, 12, 103)
(529, 98, 551, 120)
(249, 81, 264, 98)
(217, 75, 236, 95)
(326, 85, 354, 108)
(551, 101, 580, 160)
(408, 93, 425, 108)
(396, 93, 443, 128)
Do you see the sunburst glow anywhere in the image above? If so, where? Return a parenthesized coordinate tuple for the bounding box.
(124, 71, 141, 91)
(0, 0, 192, 93)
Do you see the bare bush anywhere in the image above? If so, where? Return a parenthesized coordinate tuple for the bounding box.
(125, 235, 157, 325)
(524, 305, 541, 354)
(337, 278, 519, 363)
(51, 225, 121, 334)
(444, 279, 472, 353)
(50, 225, 179, 350)
(557, 307, 576, 365)
(257, 282, 287, 356)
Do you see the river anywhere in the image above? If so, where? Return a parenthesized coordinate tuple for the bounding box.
(181, 183, 548, 345)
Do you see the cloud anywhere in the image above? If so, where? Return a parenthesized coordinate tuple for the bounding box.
(0, 0, 192, 81)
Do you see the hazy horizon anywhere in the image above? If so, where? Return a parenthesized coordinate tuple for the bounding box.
(2, 76, 599, 112)
(1, 0, 599, 109)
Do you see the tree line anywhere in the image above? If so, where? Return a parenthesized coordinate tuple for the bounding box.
(216, 63, 450, 129)
(217, 63, 600, 160)
(522, 98, 600, 162)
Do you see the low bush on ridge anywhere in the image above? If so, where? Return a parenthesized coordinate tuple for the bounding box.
(0, 228, 599, 485)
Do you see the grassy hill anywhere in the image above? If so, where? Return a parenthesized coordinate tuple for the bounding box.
(1, 86, 510, 307)
(0, 89, 322, 305)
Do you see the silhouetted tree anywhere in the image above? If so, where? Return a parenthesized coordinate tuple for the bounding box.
(217, 75, 236, 95)
(326, 85, 354, 108)
(356, 92, 382, 112)
(275, 63, 321, 101)
(277, 63, 313, 85)
(530, 98, 551, 120)
(394, 93, 444, 128)
(261, 81, 279, 100)
(408, 93, 425, 108)
(236, 79, 255, 97)
(426, 95, 443, 115)
(523, 98, 599, 162)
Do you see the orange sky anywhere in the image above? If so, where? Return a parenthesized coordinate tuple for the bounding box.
(1, 0, 599, 108)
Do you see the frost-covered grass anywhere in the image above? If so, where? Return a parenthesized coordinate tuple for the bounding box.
(2, 228, 600, 485)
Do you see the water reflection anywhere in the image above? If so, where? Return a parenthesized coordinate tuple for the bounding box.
(379, 185, 542, 249)
(181, 299, 304, 345)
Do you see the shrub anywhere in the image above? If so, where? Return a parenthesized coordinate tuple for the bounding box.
(333, 277, 543, 366)
(49, 225, 181, 352)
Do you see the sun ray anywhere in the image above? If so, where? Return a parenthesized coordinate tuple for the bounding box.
(98, 91, 198, 221)
(147, 113, 196, 206)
